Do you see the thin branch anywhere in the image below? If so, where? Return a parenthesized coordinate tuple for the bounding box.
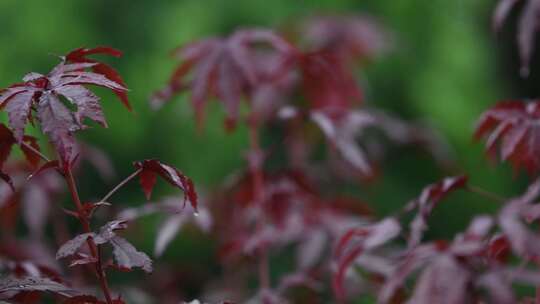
(466, 185, 507, 204)
(99, 168, 142, 203)
(65, 167, 114, 304)
(21, 141, 51, 162)
(248, 125, 271, 290)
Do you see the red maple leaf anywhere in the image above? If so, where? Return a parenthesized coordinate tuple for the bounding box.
(0, 47, 128, 167)
(475, 100, 540, 175)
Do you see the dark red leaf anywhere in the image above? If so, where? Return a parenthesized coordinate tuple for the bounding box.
(56, 233, 95, 260)
(0, 46, 128, 168)
(332, 218, 400, 301)
(138, 168, 157, 200)
(311, 110, 375, 176)
(109, 236, 152, 273)
(0, 124, 16, 167)
(407, 175, 468, 247)
(408, 254, 470, 304)
(4, 90, 35, 141)
(152, 29, 294, 128)
(0, 276, 80, 299)
(475, 100, 540, 175)
(65, 46, 130, 110)
(56, 220, 152, 273)
(299, 51, 362, 114)
(486, 234, 511, 263)
(36, 92, 79, 166)
(0, 122, 41, 169)
(133, 159, 198, 211)
(65, 46, 123, 59)
(302, 15, 390, 62)
(498, 178, 540, 259)
(63, 295, 102, 304)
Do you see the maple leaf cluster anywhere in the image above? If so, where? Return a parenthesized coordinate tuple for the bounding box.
(145, 8, 540, 304)
(3, 4, 540, 303)
(0, 48, 201, 304)
(0, 47, 129, 168)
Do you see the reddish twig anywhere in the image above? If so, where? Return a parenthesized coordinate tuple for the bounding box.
(65, 167, 114, 304)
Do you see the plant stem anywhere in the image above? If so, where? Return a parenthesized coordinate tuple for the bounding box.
(21, 141, 51, 162)
(100, 168, 142, 203)
(258, 248, 270, 289)
(248, 127, 264, 206)
(248, 125, 271, 290)
(465, 185, 507, 204)
(64, 167, 113, 304)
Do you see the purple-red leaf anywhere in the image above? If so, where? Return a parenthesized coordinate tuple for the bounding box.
(302, 15, 390, 62)
(65, 46, 131, 110)
(0, 123, 41, 169)
(4, 90, 35, 142)
(475, 100, 540, 175)
(37, 92, 79, 166)
(109, 236, 153, 273)
(56, 233, 95, 260)
(0, 276, 80, 299)
(407, 175, 468, 247)
(133, 159, 198, 211)
(0, 46, 129, 168)
(56, 220, 152, 272)
(299, 51, 362, 113)
(332, 218, 400, 301)
(152, 29, 294, 129)
(407, 254, 470, 304)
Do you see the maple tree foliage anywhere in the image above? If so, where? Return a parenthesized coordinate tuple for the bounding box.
(0, 47, 127, 167)
(0, 47, 203, 304)
(144, 9, 540, 303)
(64, 47, 131, 111)
(133, 159, 198, 210)
(4, 4, 540, 303)
(300, 15, 391, 63)
(56, 220, 153, 273)
(151, 29, 295, 129)
(475, 100, 540, 175)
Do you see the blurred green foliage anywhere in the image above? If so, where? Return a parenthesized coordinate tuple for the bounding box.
(0, 0, 531, 300)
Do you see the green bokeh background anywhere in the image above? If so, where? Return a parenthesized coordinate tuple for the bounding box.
(0, 0, 537, 301)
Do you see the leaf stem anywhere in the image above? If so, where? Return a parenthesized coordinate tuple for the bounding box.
(248, 125, 271, 290)
(20, 141, 51, 162)
(465, 185, 507, 204)
(64, 167, 114, 304)
(99, 168, 142, 203)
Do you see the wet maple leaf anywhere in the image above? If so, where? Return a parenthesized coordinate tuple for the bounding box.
(133, 159, 198, 211)
(475, 100, 540, 175)
(64, 46, 131, 110)
(0, 47, 128, 167)
(151, 29, 294, 129)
